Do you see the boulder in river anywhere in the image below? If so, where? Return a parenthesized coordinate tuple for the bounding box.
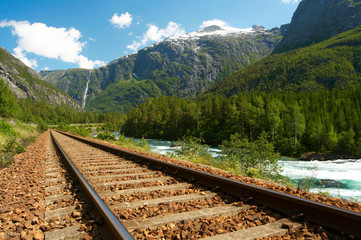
(315, 179, 344, 188)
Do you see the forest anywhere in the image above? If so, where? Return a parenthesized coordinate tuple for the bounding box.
(2, 26, 361, 159)
(0, 79, 126, 130)
(122, 27, 361, 158)
(123, 88, 361, 157)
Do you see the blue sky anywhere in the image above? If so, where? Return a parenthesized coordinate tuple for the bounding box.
(0, 0, 300, 71)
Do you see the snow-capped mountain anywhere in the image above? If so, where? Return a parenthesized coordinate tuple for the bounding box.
(41, 24, 282, 113)
(168, 24, 255, 41)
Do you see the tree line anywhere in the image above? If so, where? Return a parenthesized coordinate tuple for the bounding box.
(123, 88, 361, 157)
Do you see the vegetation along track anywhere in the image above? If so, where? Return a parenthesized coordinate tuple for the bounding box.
(49, 130, 361, 239)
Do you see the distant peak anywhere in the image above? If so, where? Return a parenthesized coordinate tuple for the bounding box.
(199, 25, 224, 33)
(252, 25, 266, 31)
(166, 24, 258, 43)
(197, 24, 255, 35)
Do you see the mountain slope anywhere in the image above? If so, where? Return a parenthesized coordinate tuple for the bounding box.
(205, 26, 361, 96)
(274, 0, 361, 53)
(0, 47, 82, 111)
(41, 25, 282, 113)
(41, 69, 93, 108)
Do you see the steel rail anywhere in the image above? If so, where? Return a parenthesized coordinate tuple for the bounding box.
(55, 130, 361, 238)
(50, 130, 134, 240)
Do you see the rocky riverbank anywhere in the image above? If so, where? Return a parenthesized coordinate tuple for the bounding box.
(299, 152, 360, 161)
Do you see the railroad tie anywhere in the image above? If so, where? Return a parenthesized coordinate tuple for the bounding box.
(122, 205, 248, 229)
(203, 218, 302, 240)
(110, 191, 217, 209)
(99, 182, 193, 197)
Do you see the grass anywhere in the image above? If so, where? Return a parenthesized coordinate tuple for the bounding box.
(0, 119, 40, 168)
(60, 126, 152, 153)
(102, 134, 152, 153)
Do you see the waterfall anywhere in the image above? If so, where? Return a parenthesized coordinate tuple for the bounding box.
(82, 70, 92, 109)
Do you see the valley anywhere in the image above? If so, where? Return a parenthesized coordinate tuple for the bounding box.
(1, 1, 361, 238)
(40, 25, 282, 113)
(1, 0, 361, 191)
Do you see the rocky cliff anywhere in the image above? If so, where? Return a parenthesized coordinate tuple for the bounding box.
(274, 0, 361, 53)
(0, 47, 82, 111)
(41, 25, 282, 113)
(206, 26, 361, 96)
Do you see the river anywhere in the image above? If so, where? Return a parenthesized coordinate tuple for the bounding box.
(117, 135, 361, 201)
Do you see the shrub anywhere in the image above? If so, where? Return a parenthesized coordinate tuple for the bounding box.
(0, 121, 16, 136)
(3, 138, 25, 154)
(140, 137, 150, 149)
(97, 131, 116, 141)
(37, 119, 48, 131)
(220, 132, 280, 179)
(173, 136, 213, 161)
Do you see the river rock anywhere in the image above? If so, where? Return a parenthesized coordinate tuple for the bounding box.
(300, 152, 320, 161)
(315, 179, 344, 188)
(300, 152, 359, 161)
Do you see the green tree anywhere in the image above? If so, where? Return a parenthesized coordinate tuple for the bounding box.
(308, 117, 324, 151)
(326, 126, 339, 152)
(266, 99, 284, 141)
(338, 128, 355, 154)
(0, 80, 17, 117)
(288, 104, 305, 150)
(37, 119, 48, 131)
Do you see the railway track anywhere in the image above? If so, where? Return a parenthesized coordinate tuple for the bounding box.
(43, 131, 105, 239)
(47, 129, 361, 239)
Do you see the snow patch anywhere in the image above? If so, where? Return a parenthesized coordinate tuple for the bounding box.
(166, 24, 257, 44)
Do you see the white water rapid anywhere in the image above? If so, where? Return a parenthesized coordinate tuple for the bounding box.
(113, 134, 361, 201)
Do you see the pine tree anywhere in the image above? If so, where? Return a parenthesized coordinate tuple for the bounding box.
(288, 103, 306, 150)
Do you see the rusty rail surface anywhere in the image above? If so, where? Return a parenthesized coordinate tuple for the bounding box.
(50, 130, 134, 240)
(54, 130, 361, 237)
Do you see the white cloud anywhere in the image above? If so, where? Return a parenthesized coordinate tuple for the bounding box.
(200, 19, 227, 28)
(110, 12, 133, 29)
(0, 20, 106, 69)
(127, 41, 143, 52)
(77, 55, 106, 69)
(127, 21, 185, 51)
(281, 0, 299, 3)
(13, 46, 38, 68)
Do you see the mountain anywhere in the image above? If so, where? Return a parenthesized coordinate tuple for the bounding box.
(205, 26, 361, 96)
(0, 47, 82, 111)
(40, 69, 93, 108)
(274, 0, 361, 53)
(40, 25, 282, 113)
